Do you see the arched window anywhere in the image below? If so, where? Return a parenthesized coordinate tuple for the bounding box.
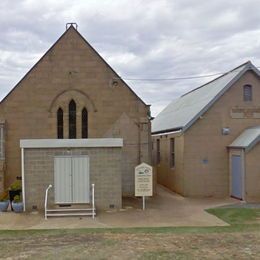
(69, 100, 76, 138)
(57, 107, 63, 139)
(82, 108, 88, 138)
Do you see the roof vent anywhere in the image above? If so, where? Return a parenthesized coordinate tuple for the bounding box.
(66, 23, 78, 30)
(110, 78, 119, 87)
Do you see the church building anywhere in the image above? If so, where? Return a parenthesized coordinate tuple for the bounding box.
(0, 24, 151, 211)
(152, 61, 260, 202)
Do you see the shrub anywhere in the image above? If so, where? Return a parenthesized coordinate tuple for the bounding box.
(9, 180, 22, 191)
(0, 191, 9, 202)
(13, 195, 21, 203)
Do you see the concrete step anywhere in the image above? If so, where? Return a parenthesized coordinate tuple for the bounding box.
(46, 212, 96, 217)
(50, 204, 93, 209)
(47, 208, 95, 212)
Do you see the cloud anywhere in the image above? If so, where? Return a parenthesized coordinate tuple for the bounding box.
(1, 0, 260, 115)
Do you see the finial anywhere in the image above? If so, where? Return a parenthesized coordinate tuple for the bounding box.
(66, 23, 78, 30)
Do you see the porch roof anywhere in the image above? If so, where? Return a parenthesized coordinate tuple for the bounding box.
(20, 138, 123, 148)
(228, 126, 260, 152)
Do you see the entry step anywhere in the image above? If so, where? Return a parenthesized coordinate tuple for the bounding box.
(46, 207, 96, 218)
(46, 212, 96, 217)
(47, 208, 95, 212)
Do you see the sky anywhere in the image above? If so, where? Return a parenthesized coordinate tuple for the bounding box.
(1, 0, 260, 116)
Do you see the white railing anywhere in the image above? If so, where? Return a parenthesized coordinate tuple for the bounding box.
(44, 184, 52, 220)
(92, 183, 95, 219)
(44, 183, 95, 219)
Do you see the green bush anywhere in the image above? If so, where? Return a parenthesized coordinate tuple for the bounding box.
(9, 180, 22, 191)
(13, 195, 21, 203)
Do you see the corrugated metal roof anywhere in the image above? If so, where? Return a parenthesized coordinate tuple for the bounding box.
(228, 126, 260, 151)
(152, 61, 260, 134)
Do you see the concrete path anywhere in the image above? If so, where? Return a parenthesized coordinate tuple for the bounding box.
(0, 186, 238, 230)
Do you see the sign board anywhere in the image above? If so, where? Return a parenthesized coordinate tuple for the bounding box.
(135, 163, 153, 197)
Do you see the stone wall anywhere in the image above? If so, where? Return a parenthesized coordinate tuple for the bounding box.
(245, 145, 260, 202)
(24, 147, 122, 211)
(153, 133, 185, 195)
(0, 160, 5, 194)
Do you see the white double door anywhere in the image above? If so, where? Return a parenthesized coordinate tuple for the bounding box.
(54, 156, 90, 204)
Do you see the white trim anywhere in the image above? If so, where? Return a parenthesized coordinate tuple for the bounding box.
(21, 148, 26, 211)
(241, 149, 246, 201)
(229, 150, 245, 201)
(20, 138, 123, 148)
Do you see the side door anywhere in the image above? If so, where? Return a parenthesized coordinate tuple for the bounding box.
(72, 156, 90, 203)
(54, 156, 72, 203)
(231, 155, 243, 199)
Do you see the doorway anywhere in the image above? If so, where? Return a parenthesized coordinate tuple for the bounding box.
(54, 156, 90, 204)
(231, 155, 243, 200)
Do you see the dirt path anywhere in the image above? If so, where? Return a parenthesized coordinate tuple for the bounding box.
(0, 231, 259, 259)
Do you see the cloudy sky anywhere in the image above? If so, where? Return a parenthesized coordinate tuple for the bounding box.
(1, 0, 260, 116)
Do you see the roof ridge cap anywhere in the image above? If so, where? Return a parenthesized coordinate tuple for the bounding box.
(181, 61, 252, 98)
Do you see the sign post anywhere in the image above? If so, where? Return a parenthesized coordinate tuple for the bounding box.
(135, 163, 153, 210)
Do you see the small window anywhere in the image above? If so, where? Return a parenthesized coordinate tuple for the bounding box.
(69, 100, 76, 139)
(82, 107, 88, 138)
(0, 123, 5, 159)
(243, 84, 252, 101)
(156, 139, 160, 164)
(57, 108, 63, 139)
(170, 138, 175, 168)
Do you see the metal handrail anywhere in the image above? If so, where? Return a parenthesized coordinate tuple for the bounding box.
(44, 184, 52, 220)
(44, 183, 95, 219)
(92, 183, 95, 219)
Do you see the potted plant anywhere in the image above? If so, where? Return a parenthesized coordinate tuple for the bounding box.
(0, 191, 9, 212)
(8, 179, 22, 211)
(12, 195, 23, 213)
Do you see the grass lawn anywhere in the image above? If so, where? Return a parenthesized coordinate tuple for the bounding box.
(206, 207, 260, 225)
(0, 208, 260, 259)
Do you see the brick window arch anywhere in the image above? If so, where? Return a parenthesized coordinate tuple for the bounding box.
(69, 99, 76, 138)
(82, 107, 88, 138)
(57, 107, 63, 139)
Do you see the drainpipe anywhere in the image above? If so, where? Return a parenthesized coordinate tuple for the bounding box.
(21, 148, 26, 211)
(137, 121, 141, 164)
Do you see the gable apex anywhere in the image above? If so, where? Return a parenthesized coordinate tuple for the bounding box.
(0, 26, 147, 107)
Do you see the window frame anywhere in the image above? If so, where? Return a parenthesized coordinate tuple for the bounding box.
(170, 138, 175, 168)
(156, 139, 160, 164)
(81, 107, 88, 138)
(57, 107, 64, 139)
(243, 84, 252, 102)
(69, 100, 77, 139)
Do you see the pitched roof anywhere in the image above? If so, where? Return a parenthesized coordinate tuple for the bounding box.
(152, 61, 260, 134)
(228, 126, 260, 152)
(0, 26, 148, 107)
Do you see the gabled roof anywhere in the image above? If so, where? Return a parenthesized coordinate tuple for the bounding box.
(228, 126, 260, 152)
(152, 61, 260, 134)
(0, 26, 148, 107)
